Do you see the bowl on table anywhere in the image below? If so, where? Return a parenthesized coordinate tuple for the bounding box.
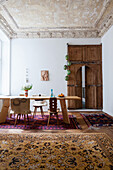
(58, 93, 65, 97)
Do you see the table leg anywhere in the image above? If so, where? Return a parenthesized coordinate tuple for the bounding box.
(0, 99, 10, 123)
(60, 99, 70, 124)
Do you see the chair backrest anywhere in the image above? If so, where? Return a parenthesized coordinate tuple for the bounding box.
(11, 98, 21, 113)
(20, 98, 30, 112)
(49, 97, 57, 113)
(11, 98, 30, 113)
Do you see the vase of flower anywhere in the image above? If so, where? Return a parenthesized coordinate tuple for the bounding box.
(25, 90, 28, 97)
(22, 84, 32, 97)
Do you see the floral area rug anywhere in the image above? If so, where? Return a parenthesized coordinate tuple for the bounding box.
(81, 113, 113, 127)
(0, 133, 112, 169)
(0, 115, 81, 130)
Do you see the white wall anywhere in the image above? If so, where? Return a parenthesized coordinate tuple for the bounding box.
(102, 25, 113, 116)
(11, 38, 101, 110)
(0, 30, 10, 111)
(0, 30, 10, 95)
(0, 40, 2, 94)
(1, 40, 10, 95)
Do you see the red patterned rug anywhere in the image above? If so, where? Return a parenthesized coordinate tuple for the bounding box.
(81, 113, 113, 127)
(0, 115, 81, 130)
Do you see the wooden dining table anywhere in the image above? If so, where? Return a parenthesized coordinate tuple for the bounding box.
(0, 95, 81, 124)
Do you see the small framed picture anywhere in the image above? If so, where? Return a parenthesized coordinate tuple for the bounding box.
(41, 70, 49, 81)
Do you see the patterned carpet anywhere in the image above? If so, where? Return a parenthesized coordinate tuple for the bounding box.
(0, 115, 81, 130)
(0, 133, 112, 169)
(81, 113, 113, 127)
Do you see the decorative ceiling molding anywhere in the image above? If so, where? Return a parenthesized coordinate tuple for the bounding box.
(0, 14, 16, 38)
(94, 0, 111, 27)
(0, 0, 8, 5)
(2, 5, 19, 29)
(13, 30, 99, 39)
(98, 11, 113, 37)
(0, 0, 113, 39)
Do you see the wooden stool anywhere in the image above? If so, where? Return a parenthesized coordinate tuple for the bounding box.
(33, 100, 47, 118)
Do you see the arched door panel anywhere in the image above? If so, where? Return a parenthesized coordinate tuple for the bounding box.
(85, 66, 97, 108)
(68, 65, 82, 109)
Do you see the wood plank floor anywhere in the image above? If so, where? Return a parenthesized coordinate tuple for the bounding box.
(0, 111, 113, 140)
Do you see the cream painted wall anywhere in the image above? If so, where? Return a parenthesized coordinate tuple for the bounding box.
(102, 25, 113, 116)
(11, 38, 101, 110)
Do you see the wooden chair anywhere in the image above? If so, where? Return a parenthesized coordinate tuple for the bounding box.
(33, 100, 47, 118)
(11, 98, 31, 127)
(47, 97, 59, 126)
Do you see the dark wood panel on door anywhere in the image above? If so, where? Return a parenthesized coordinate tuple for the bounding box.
(84, 45, 102, 62)
(75, 67, 82, 108)
(68, 45, 84, 61)
(67, 64, 76, 109)
(67, 86, 75, 109)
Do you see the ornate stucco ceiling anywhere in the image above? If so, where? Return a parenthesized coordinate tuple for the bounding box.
(0, 0, 113, 38)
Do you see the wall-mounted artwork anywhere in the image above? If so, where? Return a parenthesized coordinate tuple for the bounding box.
(41, 70, 49, 81)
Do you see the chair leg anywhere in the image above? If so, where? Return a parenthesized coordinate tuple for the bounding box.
(33, 107, 37, 118)
(27, 114, 29, 123)
(47, 114, 51, 126)
(24, 114, 26, 127)
(10, 114, 12, 118)
(40, 106, 44, 118)
(56, 113, 59, 125)
(19, 114, 21, 121)
(14, 114, 18, 127)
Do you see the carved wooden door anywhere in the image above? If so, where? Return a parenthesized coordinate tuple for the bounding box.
(67, 44, 102, 109)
